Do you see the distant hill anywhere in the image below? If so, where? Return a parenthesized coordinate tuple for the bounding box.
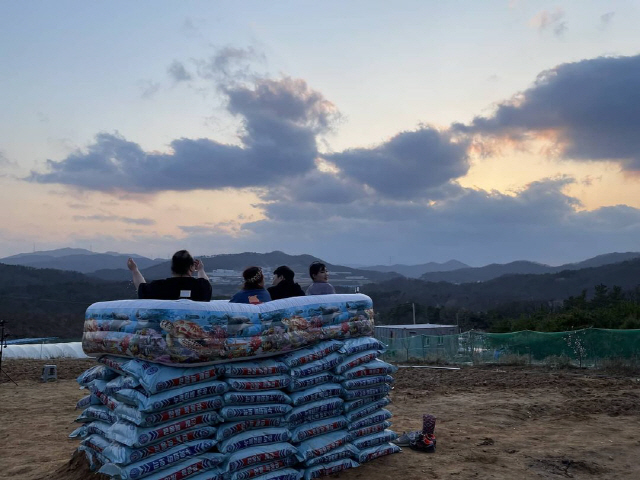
(419, 252, 640, 284)
(0, 248, 165, 274)
(362, 260, 469, 278)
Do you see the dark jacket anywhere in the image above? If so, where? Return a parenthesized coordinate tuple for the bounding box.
(268, 281, 306, 300)
(138, 277, 212, 301)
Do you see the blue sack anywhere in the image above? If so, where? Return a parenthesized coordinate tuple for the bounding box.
(289, 383, 342, 406)
(351, 430, 397, 450)
(222, 359, 289, 377)
(342, 384, 392, 400)
(220, 404, 292, 421)
(350, 421, 392, 438)
(223, 390, 291, 405)
(218, 428, 291, 453)
(115, 380, 228, 412)
(69, 420, 111, 439)
(295, 430, 353, 462)
(287, 398, 344, 427)
(228, 457, 298, 480)
(249, 468, 302, 480)
(76, 394, 101, 410)
(344, 397, 391, 422)
(141, 456, 225, 480)
(356, 442, 401, 463)
(215, 418, 286, 442)
(280, 340, 344, 368)
(333, 351, 381, 374)
(287, 372, 333, 392)
(289, 353, 343, 378)
(347, 409, 393, 431)
(98, 439, 219, 480)
(77, 365, 117, 386)
(342, 375, 394, 390)
(98, 355, 133, 375)
(343, 394, 388, 413)
(225, 443, 298, 473)
(104, 375, 140, 395)
(303, 443, 360, 467)
(122, 360, 222, 395)
(338, 337, 386, 356)
(303, 458, 359, 480)
(115, 399, 223, 427)
(337, 359, 398, 380)
(290, 416, 348, 443)
(226, 375, 291, 391)
(75, 405, 118, 424)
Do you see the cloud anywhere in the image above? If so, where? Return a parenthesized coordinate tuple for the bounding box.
(73, 215, 156, 226)
(328, 127, 470, 199)
(453, 54, 640, 172)
(167, 60, 192, 82)
(28, 77, 338, 192)
(600, 11, 615, 30)
(138, 80, 161, 99)
(530, 8, 567, 36)
(196, 46, 266, 83)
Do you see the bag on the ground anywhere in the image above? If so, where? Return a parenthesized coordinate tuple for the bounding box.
(224, 443, 298, 473)
(290, 416, 348, 443)
(280, 340, 343, 368)
(228, 457, 298, 480)
(338, 337, 385, 356)
(289, 353, 343, 378)
(337, 359, 398, 379)
(69, 420, 112, 439)
(350, 421, 392, 438)
(303, 444, 360, 467)
(344, 397, 391, 422)
(122, 360, 222, 394)
(218, 428, 291, 454)
(347, 409, 393, 431)
(351, 430, 397, 450)
(115, 380, 228, 412)
(77, 365, 118, 386)
(288, 383, 342, 407)
(115, 398, 223, 427)
(294, 430, 352, 462)
(215, 418, 286, 442)
(220, 404, 292, 421)
(223, 390, 291, 405)
(342, 375, 394, 390)
(286, 398, 344, 427)
(222, 359, 289, 377)
(226, 375, 291, 391)
(356, 443, 401, 463)
(341, 384, 392, 401)
(333, 351, 381, 374)
(303, 458, 359, 479)
(343, 394, 388, 413)
(287, 373, 333, 392)
(75, 405, 118, 424)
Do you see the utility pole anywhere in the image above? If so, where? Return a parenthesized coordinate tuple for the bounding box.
(412, 303, 416, 325)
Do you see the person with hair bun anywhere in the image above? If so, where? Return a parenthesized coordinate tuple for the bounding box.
(127, 249, 212, 301)
(268, 265, 305, 300)
(229, 266, 272, 304)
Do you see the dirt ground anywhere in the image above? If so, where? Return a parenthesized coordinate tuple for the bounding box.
(1, 359, 639, 480)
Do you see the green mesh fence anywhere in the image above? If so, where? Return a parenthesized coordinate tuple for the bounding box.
(376, 328, 640, 367)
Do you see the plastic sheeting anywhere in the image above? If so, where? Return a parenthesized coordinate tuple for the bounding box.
(2, 341, 88, 359)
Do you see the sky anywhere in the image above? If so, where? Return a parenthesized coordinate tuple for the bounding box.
(1, 0, 640, 266)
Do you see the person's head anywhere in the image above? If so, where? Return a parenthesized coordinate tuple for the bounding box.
(171, 250, 195, 276)
(309, 261, 329, 283)
(242, 266, 264, 290)
(272, 265, 294, 286)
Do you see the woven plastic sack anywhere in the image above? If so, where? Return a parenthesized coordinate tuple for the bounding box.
(356, 442, 401, 463)
(280, 340, 343, 368)
(343, 394, 388, 413)
(218, 428, 291, 454)
(290, 416, 348, 443)
(76, 394, 101, 410)
(338, 337, 385, 356)
(342, 384, 392, 401)
(140, 456, 225, 480)
(225, 443, 298, 473)
(294, 430, 352, 462)
(98, 355, 132, 375)
(289, 383, 342, 407)
(75, 405, 118, 424)
(347, 409, 393, 431)
(115, 380, 228, 412)
(69, 421, 111, 439)
(303, 458, 359, 480)
(287, 373, 333, 392)
(220, 404, 292, 422)
(99, 439, 218, 479)
(78, 444, 110, 471)
(333, 351, 381, 374)
(351, 430, 397, 450)
(344, 397, 391, 423)
(88, 381, 121, 411)
(215, 418, 287, 442)
(122, 360, 221, 394)
(303, 443, 360, 467)
(350, 421, 392, 438)
(105, 375, 141, 395)
(222, 359, 289, 377)
(81, 434, 111, 455)
(287, 398, 344, 427)
(342, 375, 394, 390)
(77, 365, 118, 386)
(116, 398, 223, 427)
(108, 413, 220, 448)
(223, 390, 291, 405)
(102, 426, 217, 465)
(336, 359, 398, 380)
(249, 469, 302, 480)
(226, 375, 291, 391)
(228, 457, 298, 480)
(289, 353, 343, 378)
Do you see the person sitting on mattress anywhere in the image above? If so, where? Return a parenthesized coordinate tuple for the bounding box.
(306, 261, 336, 295)
(229, 266, 272, 304)
(268, 265, 305, 301)
(127, 250, 212, 301)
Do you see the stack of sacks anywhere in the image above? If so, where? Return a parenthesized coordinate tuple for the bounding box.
(72, 357, 228, 479)
(334, 338, 402, 464)
(217, 358, 299, 480)
(72, 336, 400, 480)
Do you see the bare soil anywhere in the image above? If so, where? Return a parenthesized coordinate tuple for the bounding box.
(1, 360, 639, 480)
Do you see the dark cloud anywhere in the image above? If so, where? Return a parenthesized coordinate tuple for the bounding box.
(73, 214, 156, 226)
(138, 80, 160, 99)
(454, 54, 640, 171)
(600, 12, 615, 29)
(197, 46, 266, 82)
(328, 128, 470, 199)
(167, 60, 192, 82)
(531, 8, 566, 36)
(29, 77, 336, 192)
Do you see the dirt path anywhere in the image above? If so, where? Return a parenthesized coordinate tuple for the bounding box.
(1, 360, 639, 480)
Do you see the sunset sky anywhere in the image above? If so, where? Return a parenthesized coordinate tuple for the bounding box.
(1, 1, 639, 266)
